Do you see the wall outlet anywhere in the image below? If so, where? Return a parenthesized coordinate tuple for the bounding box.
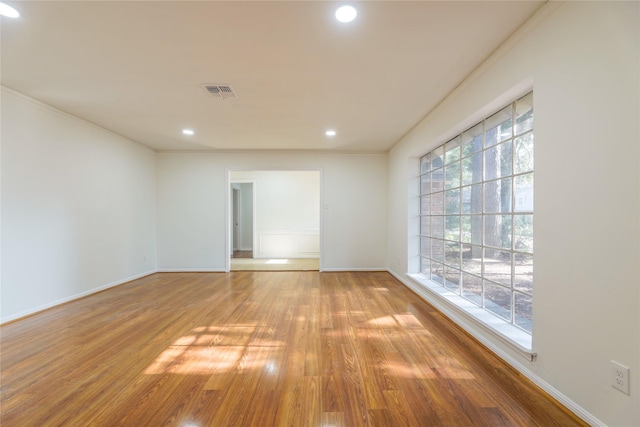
(611, 360, 630, 395)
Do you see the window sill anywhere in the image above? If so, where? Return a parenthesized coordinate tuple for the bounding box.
(407, 273, 534, 358)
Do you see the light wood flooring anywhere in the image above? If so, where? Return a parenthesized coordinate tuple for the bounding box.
(231, 251, 319, 271)
(231, 258, 320, 271)
(0, 272, 586, 426)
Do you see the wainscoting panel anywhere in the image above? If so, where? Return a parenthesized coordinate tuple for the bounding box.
(256, 230, 319, 258)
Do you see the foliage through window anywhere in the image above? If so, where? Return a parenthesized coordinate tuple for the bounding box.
(419, 92, 534, 333)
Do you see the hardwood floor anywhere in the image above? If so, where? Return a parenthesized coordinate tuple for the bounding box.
(0, 272, 586, 426)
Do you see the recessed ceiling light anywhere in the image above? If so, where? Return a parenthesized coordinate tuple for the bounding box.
(325, 130, 337, 137)
(335, 5, 357, 23)
(182, 129, 194, 135)
(0, 2, 20, 18)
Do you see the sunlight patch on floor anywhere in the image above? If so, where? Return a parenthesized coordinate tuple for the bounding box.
(230, 257, 319, 271)
(144, 323, 289, 375)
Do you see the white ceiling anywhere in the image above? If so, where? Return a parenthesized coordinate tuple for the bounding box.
(1, 1, 543, 152)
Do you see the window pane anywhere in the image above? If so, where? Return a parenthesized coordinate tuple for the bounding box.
(461, 186, 470, 214)
(420, 153, 432, 174)
(484, 281, 512, 321)
(484, 141, 512, 180)
(445, 241, 461, 267)
(461, 244, 482, 274)
(463, 184, 482, 214)
(514, 214, 533, 253)
(514, 173, 533, 212)
(431, 168, 445, 193)
(444, 161, 460, 189)
(431, 216, 444, 239)
(420, 173, 431, 195)
(471, 216, 483, 245)
(514, 292, 533, 333)
(484, 178, 512, 213)
(420, 216, 430, 237)
(483, 249, 512, 286)
(420, 236, 431, 257)
(514, 132, 534, 174)
(421, 257, 431, 275)
(445, 189, 460, 214)
(515, 92, 533, 135)
(445, 216, 460, 241)
(514, 253, 533, 294)
(461, 123, 483, 157)
(421, 195, 430, 214)
(430, 192, 443, 215)
(431, 146, 444, 170)
(445, 136, 461, 165)
(485, 105, 513, 147)
(462, 152, 483, 185)
(431, 262, 445, 285)
(462, 273, 482, 306)
(501, 141, 513, 178)
(432, 239, 444, 263)
(485, 214, 512, 250)
(444, 266, 460, 293)
(460, 215, 471, 243)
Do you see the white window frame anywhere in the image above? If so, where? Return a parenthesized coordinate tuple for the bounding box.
(413, 92, 534, 352)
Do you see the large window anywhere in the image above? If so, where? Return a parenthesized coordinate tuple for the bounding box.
(419, 92, 533, 333)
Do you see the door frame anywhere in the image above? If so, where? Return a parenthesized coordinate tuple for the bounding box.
(225, 169, 323, 273)
(228, 180, 256, 268)
(232, 187, 240, 252)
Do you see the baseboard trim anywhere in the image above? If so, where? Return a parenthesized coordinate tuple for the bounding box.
(157, 268, 227, 273)
(321, 267, 388, 272)
(1, 270, 158, 324)
(387, 269, 605, 427)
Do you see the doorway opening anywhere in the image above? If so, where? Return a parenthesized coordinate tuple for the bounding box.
(230, 182, 254, 260)
(227, 170, 321, 272)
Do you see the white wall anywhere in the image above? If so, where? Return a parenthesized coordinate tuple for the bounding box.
(157, 152, 387, 271)
(387, 2, 639, 426)
(231, 170, 319, 258)
(1, 88, 157, 322)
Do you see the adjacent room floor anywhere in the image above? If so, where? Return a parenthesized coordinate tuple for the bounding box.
(231, 251, 320, 271)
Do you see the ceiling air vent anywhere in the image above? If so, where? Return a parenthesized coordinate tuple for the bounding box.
(203, 84, 237, 99)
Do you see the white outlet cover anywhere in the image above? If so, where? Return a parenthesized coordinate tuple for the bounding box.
(611, 360, 630, 395)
